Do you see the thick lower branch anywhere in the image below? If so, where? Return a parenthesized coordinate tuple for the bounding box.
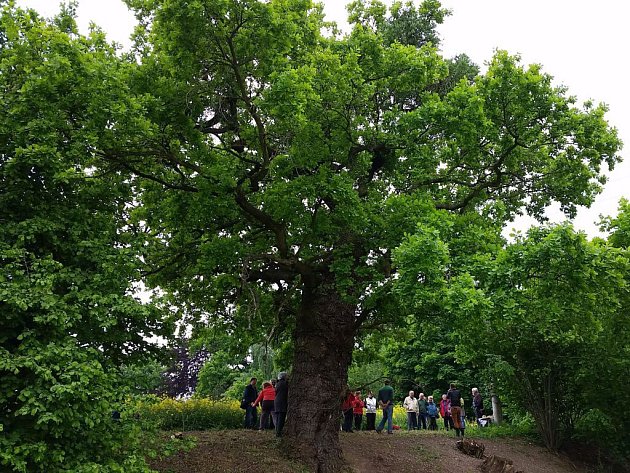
(234, 187, 289, 258)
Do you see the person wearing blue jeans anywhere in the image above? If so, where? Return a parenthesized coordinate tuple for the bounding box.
(375, 379, 394, 434)
(377, 403, 393, 433)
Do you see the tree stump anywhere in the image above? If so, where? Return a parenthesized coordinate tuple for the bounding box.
(480, 455, 524, 473)
(456, 438, 486, 458)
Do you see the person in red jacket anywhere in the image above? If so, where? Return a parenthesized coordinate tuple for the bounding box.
(341, 387, 355, 432)
(439, 393, 453, 431)
(353, 390, 365, 431)
(252, 381, 276, 430)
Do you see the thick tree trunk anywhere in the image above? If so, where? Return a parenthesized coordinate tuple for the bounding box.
(282, 281, 356, 472)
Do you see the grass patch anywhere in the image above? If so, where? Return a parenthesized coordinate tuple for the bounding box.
(465, 422, 538, 440)
(414, 444, 440, 461)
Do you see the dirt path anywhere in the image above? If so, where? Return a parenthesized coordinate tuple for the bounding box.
(150, 430, 591, 473)
(341, 431, 585, 473)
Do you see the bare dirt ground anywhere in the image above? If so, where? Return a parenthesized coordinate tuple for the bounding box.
(149, 429, 605, 473)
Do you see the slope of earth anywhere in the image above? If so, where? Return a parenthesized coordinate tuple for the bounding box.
(149, 430, 594, 473)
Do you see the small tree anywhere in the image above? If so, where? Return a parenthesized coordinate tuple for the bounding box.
(456, 224, 628, 450)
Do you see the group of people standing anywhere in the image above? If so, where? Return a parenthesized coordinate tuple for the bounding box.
(404, 383, 485, 436)
(343, 380, 485, 436)
(404, 390, 437, 430)
(241, 372, 288, 437)
(341, 380, 397, 434)
(342, 389, 379, 432)
(244, 375, 485, 438)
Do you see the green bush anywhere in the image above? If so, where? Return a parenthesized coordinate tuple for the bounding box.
(136, 397, 243, 431)
(573, 409, 629, 468)
(465, 415, 537, 439)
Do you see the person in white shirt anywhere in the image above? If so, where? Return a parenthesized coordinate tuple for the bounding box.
(364, 391, 377, 430)
(403, 390, 419, 430)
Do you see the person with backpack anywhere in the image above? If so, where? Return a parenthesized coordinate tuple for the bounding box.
(427, 395, 439, 430)
(447, 383, 464, 437)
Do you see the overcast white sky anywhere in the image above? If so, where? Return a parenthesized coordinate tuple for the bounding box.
(15, 0, 630, 238)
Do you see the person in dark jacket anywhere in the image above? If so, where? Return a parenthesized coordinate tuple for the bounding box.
(242, 377, 258, 429)
(274, 371, 289, 437)
(447, 383, 463, 437)
(417, 393, 428, 430)
(269, 378, 278, 429)
(472, 387, 484, 425)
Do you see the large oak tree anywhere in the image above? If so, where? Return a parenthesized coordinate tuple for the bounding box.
(2, 0, 619, 470)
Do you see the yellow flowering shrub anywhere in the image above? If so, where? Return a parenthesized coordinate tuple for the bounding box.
(136, 397, 243, 431)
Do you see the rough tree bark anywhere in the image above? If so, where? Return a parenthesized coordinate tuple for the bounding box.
(282, 278, 357, 473)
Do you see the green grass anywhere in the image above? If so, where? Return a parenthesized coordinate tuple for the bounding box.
(464, 421, 537, 440)
(413, 444, 440, 461)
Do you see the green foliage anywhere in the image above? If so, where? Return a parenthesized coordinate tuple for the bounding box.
(195, 351, 243, 399)
(119, 359, 166, 395)
(0, 4, 169, 471)
(194, 341, 285, 399)
(221, 371, 268, 401)
(2, 0, 623, 467)
(120, 1, 620, 461)
(455, 223, 629, 451)
(601, 197, 630, 249)
(348, 0, 449, 47)
(573, 409, 616, 445)
(137, 397, 244, 431)
(347, 360, 387, 392)
(120, 0, 620, 355)
(571, 409, 629, 467)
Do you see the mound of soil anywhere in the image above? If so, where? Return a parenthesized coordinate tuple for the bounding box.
(149, 430, 591, 473)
